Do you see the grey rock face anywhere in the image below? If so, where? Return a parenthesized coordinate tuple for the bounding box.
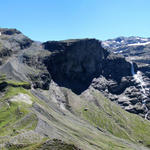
(92, 72, 150, 116)
(22, 50, 51, 90)
(102, 36, 150, 117)
(0, 28, 33, 65)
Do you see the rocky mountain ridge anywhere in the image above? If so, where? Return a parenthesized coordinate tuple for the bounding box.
(102, 36, 150, 75)
(0, 28, 150, 149)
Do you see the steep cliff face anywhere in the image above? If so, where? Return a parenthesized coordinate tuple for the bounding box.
(102, 53, 132, 81)
(43, 39, 132, 94)
(43, 39, 107, 93)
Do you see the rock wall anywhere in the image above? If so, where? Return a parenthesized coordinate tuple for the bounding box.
(43, 39, 132, 94)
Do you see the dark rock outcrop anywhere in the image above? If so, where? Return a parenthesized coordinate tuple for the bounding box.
(28, 72, 51, 90)
(0, 28, 21, 35)
(43, 39, 107, 93)
(43, 39, 131, 94)
(36, 139, 82, 150)
(102, 54, 132, 81)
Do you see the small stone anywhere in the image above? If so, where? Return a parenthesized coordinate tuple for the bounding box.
(84, 108, 88, 111)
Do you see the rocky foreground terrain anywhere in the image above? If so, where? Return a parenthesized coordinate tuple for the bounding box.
(0, 28, 150, 150)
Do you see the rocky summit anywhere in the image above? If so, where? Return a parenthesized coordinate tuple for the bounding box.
(1, 28, 150, 150)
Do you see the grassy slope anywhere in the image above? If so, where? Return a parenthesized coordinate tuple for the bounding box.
(66, 87, 150, 148)
(1, 74, 150, 149)
(0, 76, 38, 142)
(22, 88, 150, 150)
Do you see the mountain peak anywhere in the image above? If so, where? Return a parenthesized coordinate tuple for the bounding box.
(0, 28, 21, 35)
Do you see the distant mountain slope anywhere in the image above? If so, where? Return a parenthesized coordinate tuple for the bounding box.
(0, 28, 150, 149)
(102, 36, 150, 76)
(102, 36, 150, 52)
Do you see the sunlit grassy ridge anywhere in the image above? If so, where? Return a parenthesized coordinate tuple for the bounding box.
(0, 103, 37, 137)
(0, 75, 37, 140)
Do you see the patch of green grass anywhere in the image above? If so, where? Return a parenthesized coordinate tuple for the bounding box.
(6, 80, 31, 89)
(11, 113, 38, 136)
(0, 86, 28, 102)
(0, 86, 36, 105)
(0, 85, 38, 137)
(0, 74, 30, 89)
(0, 102, 28, 136)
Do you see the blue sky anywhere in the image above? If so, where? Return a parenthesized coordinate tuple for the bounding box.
(0, 0, 150, 41)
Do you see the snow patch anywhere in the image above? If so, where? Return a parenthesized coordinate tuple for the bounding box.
(60, 103, 66, 111)
(114, 50, 123, 54)
(141, 38, 148, 41)
(102, 42, 109, 47)
(128, 41, 150, 46)
(10, 93, 32, 104)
